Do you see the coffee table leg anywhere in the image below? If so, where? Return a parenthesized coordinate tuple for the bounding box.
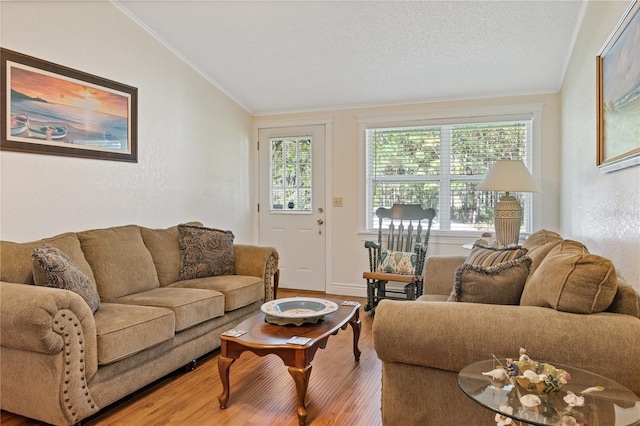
(288, 365, 312, 425)
(349, 310, 362, 361)
(217, 356, 235, 408)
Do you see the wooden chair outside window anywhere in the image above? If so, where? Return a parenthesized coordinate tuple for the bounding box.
(363, 204, 436, 315)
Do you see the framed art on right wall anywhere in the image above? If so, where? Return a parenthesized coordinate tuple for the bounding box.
(596, 0, 640, 172)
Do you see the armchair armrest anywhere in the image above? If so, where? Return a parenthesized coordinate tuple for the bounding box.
(364, 240, 381, 249)
(364, 240, 381, 274)
(373, 299, 640, 396)
(1, 281, 99, 424)
(233, 245, 279, 300)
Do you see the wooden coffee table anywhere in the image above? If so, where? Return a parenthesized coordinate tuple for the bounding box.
(217, 299, 361, 425)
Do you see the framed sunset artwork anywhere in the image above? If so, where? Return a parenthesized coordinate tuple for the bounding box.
(596, 0, 640, 172)
(1, 48, 137, 162)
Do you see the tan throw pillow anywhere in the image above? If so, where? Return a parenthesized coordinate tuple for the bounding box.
(464, 243, 528, 267)
(520, 240, 618, 314)
(607, 281, 640, 317)
(32, 244, 101, 313)
(448, 255, 532, 304)
(522, 229, 563, 275)
(376, 250, 416, 275)
(178, 224, 235, 280)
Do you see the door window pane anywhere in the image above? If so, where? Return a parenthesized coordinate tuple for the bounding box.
(271, 136, 312, 212)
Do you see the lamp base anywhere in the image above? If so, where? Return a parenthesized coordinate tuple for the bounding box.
(494, 194, 522, 246)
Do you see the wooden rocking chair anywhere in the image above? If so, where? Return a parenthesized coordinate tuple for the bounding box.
(363, 204, 435, 315)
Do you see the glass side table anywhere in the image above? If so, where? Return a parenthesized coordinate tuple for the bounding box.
(458, 359, 640, 426)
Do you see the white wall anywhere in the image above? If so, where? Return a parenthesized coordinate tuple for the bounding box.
(561, 0, 640, 292)
(1, 1, 256, 243)
(255, 93, 562, 296)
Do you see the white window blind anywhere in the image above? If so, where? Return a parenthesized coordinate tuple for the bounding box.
(365, 115, 534, 233)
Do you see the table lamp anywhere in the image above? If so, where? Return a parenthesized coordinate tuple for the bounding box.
(477, 160, 541, 246)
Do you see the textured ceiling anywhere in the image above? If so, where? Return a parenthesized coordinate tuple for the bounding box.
(115, 1, 586, 115)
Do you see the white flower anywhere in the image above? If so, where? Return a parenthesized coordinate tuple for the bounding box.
(494, 405, 513, 425)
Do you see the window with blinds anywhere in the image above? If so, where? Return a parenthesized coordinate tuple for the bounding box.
(365, 117, 534, 233)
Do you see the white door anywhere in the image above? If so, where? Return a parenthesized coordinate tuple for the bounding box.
(258, 125, 326, 292)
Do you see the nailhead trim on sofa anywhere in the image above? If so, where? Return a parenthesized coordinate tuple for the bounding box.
(54, 310, 99, 423)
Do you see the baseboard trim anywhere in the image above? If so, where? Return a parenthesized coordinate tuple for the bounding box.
(329, 282, 367, 298)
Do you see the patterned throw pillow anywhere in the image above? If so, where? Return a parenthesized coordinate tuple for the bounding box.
(448, 255, 532, 304)
(31, 244, 101, 313)
(376, 250, 417, 275)
(464, 242, 528, 267)
(447, 242, 531, 305)
(178, 224, 235, 280)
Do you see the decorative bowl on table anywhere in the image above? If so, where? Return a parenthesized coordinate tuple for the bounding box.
(261, 297, 339, 326)
(510, 358, 570, 394)
(483, 349, 570, 395)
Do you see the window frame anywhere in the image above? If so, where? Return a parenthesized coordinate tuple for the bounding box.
(358, 104, 544, 237)
(268, 135, 314, 214)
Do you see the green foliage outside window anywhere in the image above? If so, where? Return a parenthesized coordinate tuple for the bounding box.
(368, 121, 530, 231)
(271, 137, 312, 212)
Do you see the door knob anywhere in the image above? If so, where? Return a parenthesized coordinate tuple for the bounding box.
(317, 219, 324, 225)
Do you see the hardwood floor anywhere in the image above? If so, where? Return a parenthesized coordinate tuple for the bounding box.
(1, 290, 382, 426)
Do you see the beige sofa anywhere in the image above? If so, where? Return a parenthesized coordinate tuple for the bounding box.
(373, 230, 640, 425)
(0, 223, 278, 425)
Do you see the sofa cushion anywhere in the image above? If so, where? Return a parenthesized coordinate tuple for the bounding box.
(113, 287, 224, 332)
(178, 224, 235, 280)
(32, 244, 101, 313)
(447, 255, 532, 305)
(376, 250, 416, 275)
(140, 225, 182, 286)
(77, 225, 159, 301)
(522, 229, 563, 275)
(464, 243, 528, 267)
(607, 280, 640, 318)
(1, 232, 95, 285)
(170, 275, 264, 311)
(94, 303, 175, 365)
(520, 240, 618, 314)
(140, 222, 203, 287)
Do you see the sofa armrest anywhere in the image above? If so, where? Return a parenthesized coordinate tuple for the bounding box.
(373, 299, 640, 396)
(0, 281, 100, 424)
(423, 255, 465, 295)
(233, 245, 279, 301)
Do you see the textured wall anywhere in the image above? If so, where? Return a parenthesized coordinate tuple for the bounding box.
(1, 1, 255, 243)
(561, 1, 640, 291)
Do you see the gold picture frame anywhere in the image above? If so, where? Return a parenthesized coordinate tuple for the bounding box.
(596, 0, 640, 172)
